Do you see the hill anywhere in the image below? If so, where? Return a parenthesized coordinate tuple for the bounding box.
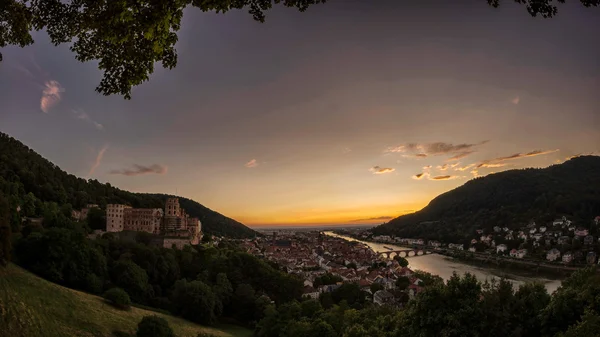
(372, 156, 600, 242)
(0, 132, 258, 238)
(0, 264, 251, 337)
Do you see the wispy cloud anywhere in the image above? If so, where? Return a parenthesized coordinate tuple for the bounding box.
(40, 80, 64, 113)
(511, 96, 520, 105)
(370, 166, 395, 174)
(109, 164, 168, 176)
(478, 163, 508, 168)
(387, 141, 488, 161)
(477, 149, 559, 168)
(245, 159, 259, 168)
(455, 163, 476, 171)
(72, 109, 104, 130)
(471, 169, 479, 177)
(430, 175, 458, 180)
(423, 165, 432, 170)
(447, 151, 475, 161)
(413, 172, 426, 180)
(437, 164, 450, 171)
(88, 145, 108, 177)
(342, 147, 352, 154)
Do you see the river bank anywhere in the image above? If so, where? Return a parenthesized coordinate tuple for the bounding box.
(324, 231, 564, 292)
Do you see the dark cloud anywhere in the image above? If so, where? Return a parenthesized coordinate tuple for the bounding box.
(109, 164, 168, 176)
(447, 151, 475, 161)
(413, 172, 426, 180)
(477, 149, 559, 168)
(370, 166, 395, 174)
(387, 141, 488, 161)
(431, 175, 455, 180)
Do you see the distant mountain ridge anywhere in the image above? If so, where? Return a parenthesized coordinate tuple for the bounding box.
(0, 132, 258, 238)
(373, 156, 600, 242)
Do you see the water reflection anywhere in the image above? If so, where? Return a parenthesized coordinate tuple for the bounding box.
(324, 231, 562, 293)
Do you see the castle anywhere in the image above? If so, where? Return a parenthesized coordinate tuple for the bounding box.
(105, 198, 202, 248)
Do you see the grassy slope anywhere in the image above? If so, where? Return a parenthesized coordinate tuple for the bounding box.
(0, 264, 252, 337)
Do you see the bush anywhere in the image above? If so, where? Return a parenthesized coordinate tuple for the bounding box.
(197, 333, 217, 337)
(112, 331, 132, 337)
(136, 316, 174, 337)
(104, 288, 131, 309)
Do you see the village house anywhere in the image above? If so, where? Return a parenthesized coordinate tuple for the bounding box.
(493, 226, 501, 233)
(373, 290, 394, 306)
(584, 235, 594, 245)
(539, 226, 547, 233)
(587, 252, 597, 265)
(546, 248, 561, 261)
(558, 236, 571, 245)
(496, 244, 508, 254)
(575, 228, 589, 237)
(469, 246, 476, 252)
(448, 243, 464, 250)
(428, 241, 441, 248)
(562, 252, 574, 263)
(510, 249, 527, 259)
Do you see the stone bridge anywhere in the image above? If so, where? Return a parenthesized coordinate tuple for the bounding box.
(377, 249, 433, 259)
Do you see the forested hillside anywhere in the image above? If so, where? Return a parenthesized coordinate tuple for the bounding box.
(0, 132, 257, 238)
(373, 156, 600, 242)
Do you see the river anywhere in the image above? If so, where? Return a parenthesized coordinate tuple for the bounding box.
(323, 231, 562, 293)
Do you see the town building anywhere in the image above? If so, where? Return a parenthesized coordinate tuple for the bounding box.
(373, 290, 394, 306)
(562, 252, 573, 264)
(106, 204, 131, 232)
(587, 252, 597, 265)
(104, 198, 202, 247)
(546, 248, 560, 261)
(496, 244, 507, 254)
(124, 208, 163, 234)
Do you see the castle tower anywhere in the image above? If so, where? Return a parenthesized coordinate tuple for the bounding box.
(165, 198, 181, 217)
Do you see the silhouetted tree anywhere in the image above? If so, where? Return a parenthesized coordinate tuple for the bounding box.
(1, 1, 597, 98)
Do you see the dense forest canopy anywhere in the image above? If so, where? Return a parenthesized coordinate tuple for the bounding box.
(374, 156, 600, 242)
(1, 0, 598, 98)
(0, 132, 258, 238)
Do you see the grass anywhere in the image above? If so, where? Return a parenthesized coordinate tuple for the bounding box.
(0, 264, 252, 337)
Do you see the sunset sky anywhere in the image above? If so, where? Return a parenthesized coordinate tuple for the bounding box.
(1, 0, 599, 226)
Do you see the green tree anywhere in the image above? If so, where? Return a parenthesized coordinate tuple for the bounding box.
(393, 255, 409, 267)
(0, 192, 11, 266)
(110, 260, 150, 303)
(2, 1, 596, 99)
(370, 283, 384, 294)
(103, 287, 132, 309)
(87, 207, 106, 231)
(136, 316, 174, 337)
(170, 279, 217, 325)
(395, 276, 410, 290)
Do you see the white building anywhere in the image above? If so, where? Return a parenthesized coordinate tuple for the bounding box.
(448, 243, 464, 251)
(546, 248, 561, 261)
(496, 244, 508, 254)
(106, 204, 131, 232)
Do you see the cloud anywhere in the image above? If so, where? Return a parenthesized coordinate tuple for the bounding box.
(72, 109, 104, 130)
(370, 166, 395, 174)
(478, 163, 507, 168)
(40, 80, 64, 113)
(471, 169, 479, 177)
(437, 164, 449, 171)
(511, 96, 520, 105)
(387, 141, 488, 161)
(430, 175, 459, 180)
(351, 216, 394, 222)
(455, 163, 476, 171)
(342, 147, 352, 154)
(245, 159, 259, 168)
(109, 164, 168, 176)
(88, 145, 108, 177)
(413, 172, 426, 180)
(422, 165, 432, 170)
(477, 149, 559, 168)
(447, 151, 475, 161)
